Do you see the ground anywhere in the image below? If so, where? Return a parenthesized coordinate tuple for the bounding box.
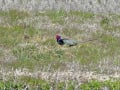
(0, 10, 120, 89)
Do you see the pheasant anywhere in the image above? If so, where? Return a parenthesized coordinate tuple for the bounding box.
(56, 34, 97, 47)
(56, 34, 78, 47)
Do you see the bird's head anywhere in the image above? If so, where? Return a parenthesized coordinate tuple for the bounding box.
(56, 34, 61, 40)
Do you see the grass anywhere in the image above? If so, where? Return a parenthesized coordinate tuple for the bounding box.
(35, 10, 94, 25)
(81, 80, 120, 90)
(0, 79, 119, 90)
(0, 9, 120, 89)
(0, 26, 40, 47)
(46, 10, 67, 25)
(0, 9, 29, 20)
(70, 11, 94, 18)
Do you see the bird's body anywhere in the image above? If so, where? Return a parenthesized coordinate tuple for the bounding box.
(56, 34, 78, 46)
(56, 34, 97, 47)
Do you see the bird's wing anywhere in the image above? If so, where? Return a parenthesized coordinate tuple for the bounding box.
(63, 39, 78, 46)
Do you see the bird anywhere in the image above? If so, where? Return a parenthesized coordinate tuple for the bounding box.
(56, 34, 78, 47)
(56, 34, 97, 47)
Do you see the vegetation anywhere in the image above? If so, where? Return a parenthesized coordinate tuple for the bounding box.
(0, 79, 119, 90)
(0, 9, 120, 89)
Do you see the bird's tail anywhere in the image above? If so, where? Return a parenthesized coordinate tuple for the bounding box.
(78, 38, 98, 44)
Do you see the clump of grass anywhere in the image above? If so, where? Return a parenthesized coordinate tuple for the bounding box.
(80, 80, 120, 90)
(100, 17, 110, 30)
(19, 76, 50, 90)
(0, 81, 22, 90)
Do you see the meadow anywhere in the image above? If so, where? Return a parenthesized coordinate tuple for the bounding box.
(0, 9, 120, 89)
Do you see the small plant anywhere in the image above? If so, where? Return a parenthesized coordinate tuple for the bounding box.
(101, 17, 109, 25)
(100, 17, 110, 30)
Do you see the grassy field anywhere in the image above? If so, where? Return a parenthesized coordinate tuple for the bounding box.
(0, 10, 120, 89)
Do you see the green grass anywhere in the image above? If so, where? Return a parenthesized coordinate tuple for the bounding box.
(0, 10, 120, 88)
(0, 79, 119, 90)
(69, 11, 94, 19)
(81, 80, 120, 90)
(100, 17, 114, 31)
(74, 44, 103, 64)
(0, 26, 40, 47)
(69, 11, 94, 23)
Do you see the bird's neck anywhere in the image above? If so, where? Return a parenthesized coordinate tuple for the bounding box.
(56, 36, 61, 41)
(57, 38, 61, 42)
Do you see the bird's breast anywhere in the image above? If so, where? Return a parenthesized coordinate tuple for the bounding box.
(57, 39, 64, 45)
